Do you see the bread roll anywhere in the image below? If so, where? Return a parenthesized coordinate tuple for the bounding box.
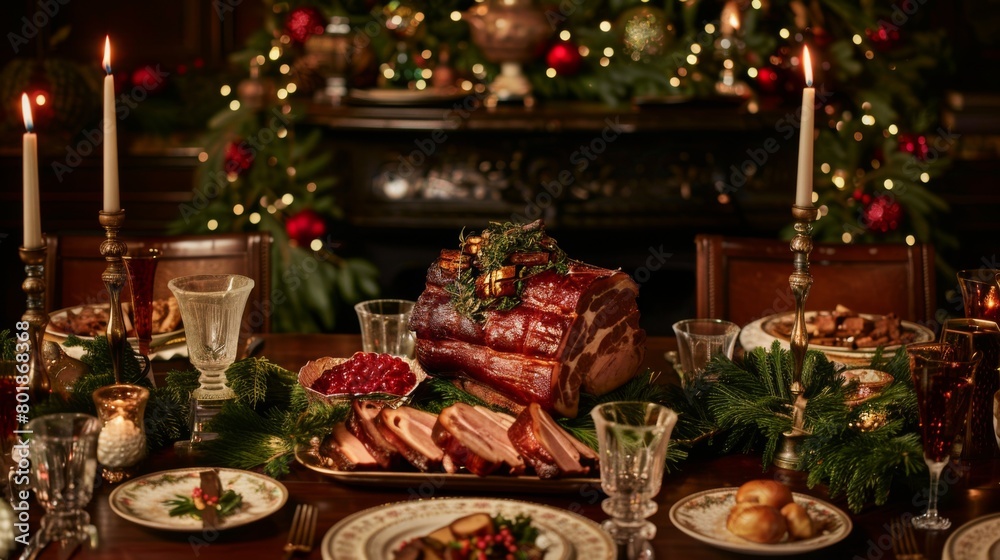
(726, 504, 787, 544)
(781, 502, 814, 540)
(735, 480, 794, 510)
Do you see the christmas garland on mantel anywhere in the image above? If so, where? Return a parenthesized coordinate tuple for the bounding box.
(24, 333, 922, 512)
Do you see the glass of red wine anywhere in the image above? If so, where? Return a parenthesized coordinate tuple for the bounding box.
(123, 248, 160, 376)
(906, 342, 980, 530)
(957, 269, 1000, 322)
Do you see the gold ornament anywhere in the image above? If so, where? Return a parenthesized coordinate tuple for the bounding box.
(618, 6, 676, 62)
(848, 408, 888, 432)
(383, 0, 425, 40)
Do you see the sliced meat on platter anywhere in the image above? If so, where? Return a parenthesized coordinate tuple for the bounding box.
(411, 255, 645, 418)
(318, 423, 379, 471)
(376, 406, 443, 472)
(432, 403, 526, 477)
(346, 400, 400, 469)
(316, 402, 597, 478)
(508, 403, 599, 479)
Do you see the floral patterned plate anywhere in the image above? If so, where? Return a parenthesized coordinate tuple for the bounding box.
(668, 487, 852, 556)
(108, 467, 287, 531)
(943, 513, 1000, 560)
(321, 497, 615, 560)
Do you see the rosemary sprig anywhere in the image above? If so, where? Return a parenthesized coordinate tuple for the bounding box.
(164, 489, 243, 520)
(446, 221, 568, 322)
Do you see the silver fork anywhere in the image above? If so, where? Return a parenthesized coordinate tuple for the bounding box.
(282, 504, 318, 560)
(890, 518, 926, 560)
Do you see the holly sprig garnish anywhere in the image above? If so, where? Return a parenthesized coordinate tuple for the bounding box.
(164, 487, 243, 520)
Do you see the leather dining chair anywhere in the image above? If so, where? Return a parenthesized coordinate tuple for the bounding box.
(44, 232, 273, 333)
(694, 234, 936, 327)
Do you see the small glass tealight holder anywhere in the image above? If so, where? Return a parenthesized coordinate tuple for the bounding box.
(93, 384, 149, 483)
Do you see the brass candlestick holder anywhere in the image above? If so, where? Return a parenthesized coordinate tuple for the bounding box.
(774, 204, 819, 470)
(99, 210, 128, 385)
(19, 244, 50, 401)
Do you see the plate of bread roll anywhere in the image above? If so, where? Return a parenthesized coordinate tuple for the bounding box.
(669, 479, 851, 555)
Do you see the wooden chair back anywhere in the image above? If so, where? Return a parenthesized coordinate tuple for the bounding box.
(694, 234, 936, 327)
(44, 232, 272, 333)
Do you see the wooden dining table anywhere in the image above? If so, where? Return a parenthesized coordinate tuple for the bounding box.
(33, 334, 1000, 559)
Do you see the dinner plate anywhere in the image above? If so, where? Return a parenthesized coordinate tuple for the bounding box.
(942, 513, 1000, 560)
(294, 443, 600, 494)
(668, 487, 852, 556)
(108, 467, 287, 531)
(46, 304, 186, 360)
(320, 497, 615, 560)
(740, 311, 935, 364)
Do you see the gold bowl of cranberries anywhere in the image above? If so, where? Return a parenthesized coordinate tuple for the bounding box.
(298, 352, 427, 406)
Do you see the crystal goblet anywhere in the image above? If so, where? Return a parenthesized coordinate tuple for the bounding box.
(354, 299, 416, 358)
(168, 274, 254, 447)
(24, 413, 101, 555)
(906, 342, 980, 530)
(671, 318, 740, 385)
(591, 401, 678, 559)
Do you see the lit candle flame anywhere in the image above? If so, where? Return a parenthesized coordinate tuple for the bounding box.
(103, 36, 112, 74)
(803, 46, 813, 87)
(21, 93, 33, 133)
(729, 11, 740, 32)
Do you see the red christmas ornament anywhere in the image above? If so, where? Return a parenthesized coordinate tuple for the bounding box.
(546, 41, 582, 76)
(898, 133, 929, 161)
(285, 7, 326, 45)
(224, 141, 254, 176)
(131, 66, 168, 94)
(863, 196, 902, 233)
(755, 66, 780, 93)
(285, 209, 327, 247)
(865, 23, 900, 50)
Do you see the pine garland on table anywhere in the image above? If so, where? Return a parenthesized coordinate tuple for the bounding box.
(31, 336, 194, 454)
(36, 337, 924, 512)
(701, 341, 924, 512)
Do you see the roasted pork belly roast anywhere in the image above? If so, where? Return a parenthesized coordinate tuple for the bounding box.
(508, 403, 598, 478)
(376, 406, 444, 472)
(410, 221, 645, 417)
(432, 403, 526, 476)
(319, 423, 380, 471)
(346, 400, 400, 468)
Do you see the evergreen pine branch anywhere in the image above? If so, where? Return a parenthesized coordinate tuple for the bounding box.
(0, 330, 14, 361)
(203, 402, 298, 478)
(144, 387, 190, 451)
(225, 358, 298, 409)
(292, 401, 351, 445)
(410, 377, 500, 415)
(64, 335, 145, 384)
(163, 369, 200, 404)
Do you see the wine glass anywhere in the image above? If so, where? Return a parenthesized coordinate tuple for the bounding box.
(168, 274, 254, 447)
(24, 413, 101, 556)
(957, 269, 1000, 322)
(906, 342, 980, 530)
(591, 401, 678, 559)
(123, 248, 160, 385)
